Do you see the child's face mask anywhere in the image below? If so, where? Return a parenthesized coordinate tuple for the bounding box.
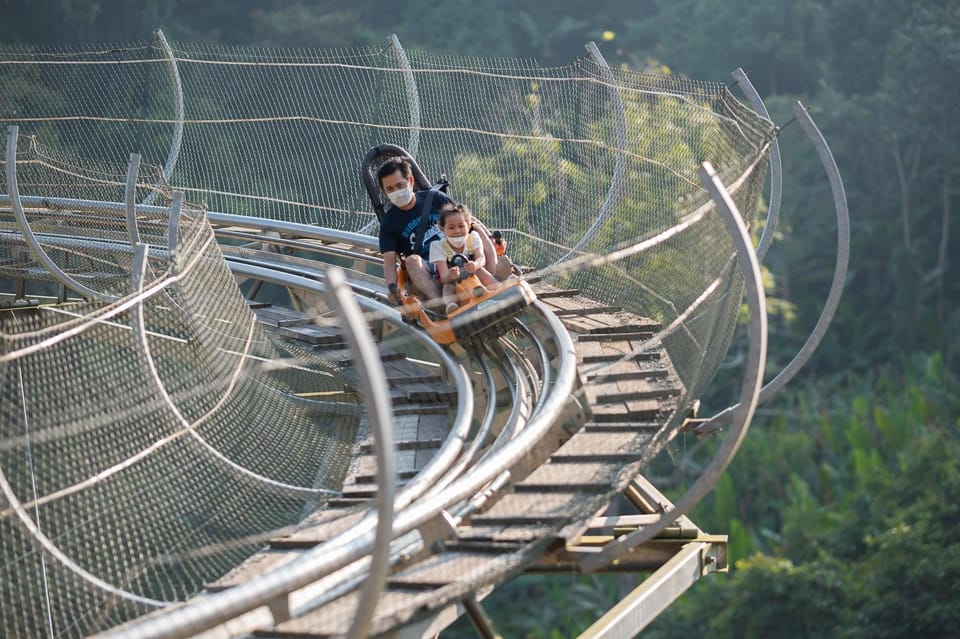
(446, 234, 467, 248)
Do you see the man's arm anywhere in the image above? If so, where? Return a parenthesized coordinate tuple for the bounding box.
(383, 250, 400, 301)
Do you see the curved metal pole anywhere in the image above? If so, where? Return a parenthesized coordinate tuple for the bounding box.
(144, 28, 185, 206)
(582, 161, 767, 571)
(128, 243, 339, 500)
(125, 153, 142, 246)
(696, 100, 850, 435)
(5, 125, 117, 303)
(733, 68, 782, 262)
(323, 267, 396, 639)
(560, 42, 628, 262)
(389, 34, 421, 159)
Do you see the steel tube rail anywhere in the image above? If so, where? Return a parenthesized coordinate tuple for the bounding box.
(0, 196, 379, 254)
(101, 288, 576, 639)
(696, 101, 849, 434)
(324, 266, 396, 639)
(733, 67, 782, 262)
(220, 260, 476, 520)
(5, 126, 117, 303)
(581, 161, 767, 571)
(421, 346, 503, 501)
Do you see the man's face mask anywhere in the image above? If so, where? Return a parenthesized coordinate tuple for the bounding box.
(387, 185, 413, 207)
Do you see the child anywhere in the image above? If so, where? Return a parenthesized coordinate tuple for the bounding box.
(430, 203, 500, 316)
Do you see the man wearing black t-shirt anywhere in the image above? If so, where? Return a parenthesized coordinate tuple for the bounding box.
(377, 158, 506, 304)
(377, 158, 453, 302)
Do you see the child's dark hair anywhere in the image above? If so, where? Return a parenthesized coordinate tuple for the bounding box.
(439, 202, 471, 227)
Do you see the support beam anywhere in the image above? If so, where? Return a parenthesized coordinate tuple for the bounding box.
(578, 541, 724, 639)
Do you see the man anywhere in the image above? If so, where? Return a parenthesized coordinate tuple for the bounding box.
(377, 158, 505, 303)
(377, 158, 450, 302)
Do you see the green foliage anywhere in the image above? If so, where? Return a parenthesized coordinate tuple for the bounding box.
(649, 352, 960, 638)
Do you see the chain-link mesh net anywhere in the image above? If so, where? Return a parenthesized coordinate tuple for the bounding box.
(1, 36, 773, 636)
(1, 134, 359, 636)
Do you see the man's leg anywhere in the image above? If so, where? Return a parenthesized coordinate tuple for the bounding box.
(470, 220, 499, 275)
(405, 255, 441, 300)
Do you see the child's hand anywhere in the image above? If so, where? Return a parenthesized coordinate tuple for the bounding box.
(464, 262, 477, 274)
(446, 267, 460, 282)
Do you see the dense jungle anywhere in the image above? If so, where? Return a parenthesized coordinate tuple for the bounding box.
(2, 1, 958, 636)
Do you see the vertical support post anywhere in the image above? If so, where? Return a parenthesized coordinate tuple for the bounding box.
(166, 190, 183, 258)
(463, 594, 503, 639)
(125, 153, 142, 247)
(389, 34, 422, 159)
(144, 29, 185, 205)
(581, 161, 767, 571)
(5, 126, 116, 303)
(560, 42, 627, 262)
(732, 67, 782, 262)
(324, 267, 396, 639)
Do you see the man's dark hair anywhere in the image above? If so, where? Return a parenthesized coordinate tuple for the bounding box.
(376, 158, 413, 185)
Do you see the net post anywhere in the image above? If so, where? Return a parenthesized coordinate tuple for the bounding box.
(5, 125, 117, 303)
(755, 102, 848, 400)
(167, 190, 184, 259)
(125, 153, 142, 246)
(145, 28, 184, 205)
(324, 266, 396, 639)
(732, 67, 782, 262)
(388, 34, 421, 158)
(581, 161, 767, 572)
(560, 42, 627, 262)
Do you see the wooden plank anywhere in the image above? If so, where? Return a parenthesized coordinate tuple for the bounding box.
(271, 509, 367, 548)
(590, 399, 663, 422)
(533, 288, 581, 299)
(205, 550, 302, 592)
(262, 586, 437, 637)
(554, 430, 652, 456)
(518, 461, 618, 488)
(585, 365, 668, 382)
(577, 330, 655, 342)
(468, 492, 579, 526)
(552, 305, 623, 317)
(584, 421, 664, 433)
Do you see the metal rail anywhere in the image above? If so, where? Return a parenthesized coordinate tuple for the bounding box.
(98, 263, 577, 639)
